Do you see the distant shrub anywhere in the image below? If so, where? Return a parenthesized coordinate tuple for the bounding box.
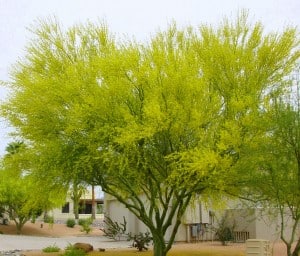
(78, 218, 85, 226)
(44, 215, 54, 224)
(66, 218, 76, 228)
(214, 213, 235, 245)
(80, 218, 93, 234)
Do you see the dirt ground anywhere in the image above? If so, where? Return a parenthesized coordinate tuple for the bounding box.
(0, 221, 290, 256)
(0, 221, 103, 237)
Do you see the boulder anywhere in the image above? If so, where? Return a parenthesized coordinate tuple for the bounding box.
(73, 242, 93, 252)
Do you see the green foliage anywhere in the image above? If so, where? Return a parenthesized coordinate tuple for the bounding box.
(97, 204, 103, 214)
(62, 248, 86, 256)
(42, 244, 60, 253)
(44, 215, 54, 224)
(64, 243, 75, 251)
(78, 219, 86, 226)
(79, 218, 93, 234)
(0, 142, 45, 234)
(214, 215, 235, 245)
(128, 231, 153, 251)
(238, 72, 300, 256)
(63, 244, 87, 256)
(66, 218, 76, 228)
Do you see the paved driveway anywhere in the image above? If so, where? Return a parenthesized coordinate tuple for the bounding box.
(0, 234, 130, 251)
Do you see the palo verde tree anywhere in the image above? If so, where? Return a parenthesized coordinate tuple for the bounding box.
(1, 12, 299, 256)
(0, 141, 64, 234)
(86, 13, 299, 256)
(238, 69, 300, 256)
(89, 25, 223, 256)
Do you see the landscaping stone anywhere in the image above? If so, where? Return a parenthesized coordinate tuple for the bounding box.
(73, 242, 93, 252)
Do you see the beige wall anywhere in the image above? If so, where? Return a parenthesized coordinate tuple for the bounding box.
(104, 195, 300, 243)
(104, 195, 213, 242)
(226, 208, 300, 242)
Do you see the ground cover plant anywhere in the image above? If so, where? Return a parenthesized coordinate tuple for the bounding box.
(42, 244, 60, 253)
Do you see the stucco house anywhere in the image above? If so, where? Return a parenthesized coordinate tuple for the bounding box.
(104, 195, 299, 243)
(49, 187, 104, 222)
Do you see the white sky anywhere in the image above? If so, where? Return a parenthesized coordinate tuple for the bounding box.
(0, 0, 299, 155)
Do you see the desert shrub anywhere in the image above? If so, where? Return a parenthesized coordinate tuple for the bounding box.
(128, 231, 153, 251)
(66, 218, 76, 228)
(101, 216, 127, 240)
(214, 213, 235, 245)
(42, 244, 60, 253)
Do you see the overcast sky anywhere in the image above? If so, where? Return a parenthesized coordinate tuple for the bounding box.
(0, 0, 299, 155)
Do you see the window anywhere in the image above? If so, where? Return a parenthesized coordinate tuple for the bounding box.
(62, 202, 70, 213)
(79, 202, 92, 214)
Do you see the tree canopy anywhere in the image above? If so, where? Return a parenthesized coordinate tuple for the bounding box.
(0, 141, 66, 233)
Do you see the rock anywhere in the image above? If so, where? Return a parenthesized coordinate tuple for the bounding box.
(73, 243, 93, 253)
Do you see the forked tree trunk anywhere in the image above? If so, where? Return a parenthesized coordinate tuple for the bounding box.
(13, 218, 27, 235)
(152, 232, 168, 256)
(291, 239, 300, 256)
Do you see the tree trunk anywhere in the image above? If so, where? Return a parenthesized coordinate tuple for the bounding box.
(14, 219, 26, 235)
(287, 248, 291, 256)
(16, 222, 22, 235)
(152, 233, 168, 256)
(73, 199, 79, 220)
(91, 184, 96, 220)
(291, 239, 300, 256)
(72, 184, 80, 220)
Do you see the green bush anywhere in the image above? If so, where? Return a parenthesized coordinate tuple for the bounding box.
(44, 215, 54, 224)
(78, 218, 85, 226)
(80, 218, 93, 234)
(64, 243, 74, 251)
(42, 244, 60, 253)
(66, 218, 76, 228)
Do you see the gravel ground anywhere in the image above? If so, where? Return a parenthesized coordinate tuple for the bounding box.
(0, 234, 131, 251)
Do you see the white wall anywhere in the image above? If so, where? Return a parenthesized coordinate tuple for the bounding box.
(104, 195, 213, 242)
